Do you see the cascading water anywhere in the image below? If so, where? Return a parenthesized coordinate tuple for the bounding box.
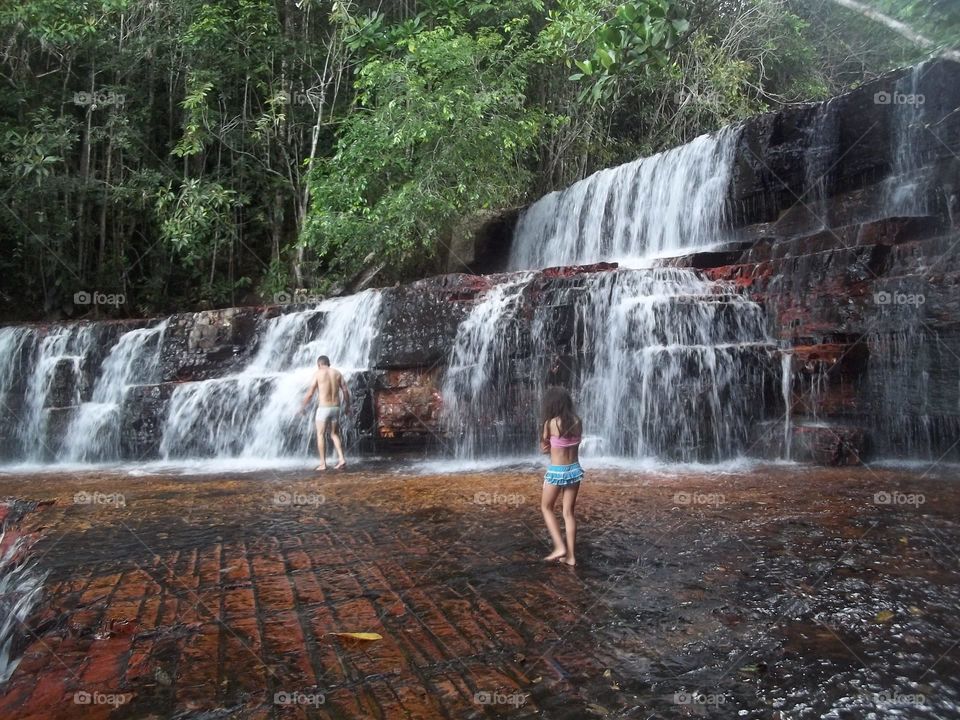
(781, 352, 793, 461)
(158, 291, 382, 462)
(0, 526, 47, 683)
(437, 119, 780, 463)
(574, 269, 774, 462)
(804, 99, 838, 230)
(884, 61, 930, 216)
(508, 125, 741, 270)
(439, 268, 775, 463)
(61, 321, 168, 463)
(17, 326, 96, 461)
(441, 277, 534, 458)
(0, 329, 33, 422)
(866, 323, 959, 459)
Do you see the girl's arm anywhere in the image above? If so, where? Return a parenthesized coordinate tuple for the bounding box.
(540, 420, 551, 454)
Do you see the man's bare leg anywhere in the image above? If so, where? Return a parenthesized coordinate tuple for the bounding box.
(541, 483, 566, 560)
(561, 483, 579, 566)
(330, 422, 346, 469)
(315, 419, 328, 471)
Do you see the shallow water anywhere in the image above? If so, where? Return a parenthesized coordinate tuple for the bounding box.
(0, 465, 957, 718)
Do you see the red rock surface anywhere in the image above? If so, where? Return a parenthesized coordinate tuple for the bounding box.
(0, 464, 958, 718)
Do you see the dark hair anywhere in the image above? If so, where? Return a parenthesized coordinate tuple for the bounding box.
(317, 355, 330, 366)
(541, 386, 579, 437)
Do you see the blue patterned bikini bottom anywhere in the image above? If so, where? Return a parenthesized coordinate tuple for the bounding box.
(543, 462, 584, 487)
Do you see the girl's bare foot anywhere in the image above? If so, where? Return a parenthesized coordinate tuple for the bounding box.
(315, 464, 326, 471)
(544, 548, 566, 561)
(562, 557, 577, 566)
(334, 460, 346, 470)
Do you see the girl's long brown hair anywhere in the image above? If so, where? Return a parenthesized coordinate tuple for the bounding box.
(541, 386, 580, 437)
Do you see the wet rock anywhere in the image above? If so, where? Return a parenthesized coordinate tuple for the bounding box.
(44, 358, 86, 408)
(121, 383, 177, 459)
(444, 208, 521, 274)
(158, 307, 263, 382)
(373, 368, 445, 448)
(792, 424, 866, 466)
(372, 276, 487, 369)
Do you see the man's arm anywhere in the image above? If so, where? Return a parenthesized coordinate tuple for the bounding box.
(299, 374, 317, 415)
(338, 373, 351, 415)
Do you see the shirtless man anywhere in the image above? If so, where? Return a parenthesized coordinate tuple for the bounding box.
(299, 355, 351, 470)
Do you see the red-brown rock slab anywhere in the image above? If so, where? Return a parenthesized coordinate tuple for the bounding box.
(0, 464, 959, 718)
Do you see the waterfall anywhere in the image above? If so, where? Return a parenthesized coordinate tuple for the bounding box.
(884, 62, 930, 216)
(0, 527, 47, 683)
(432, 120, 781, 464)
(866, 325, 959, 459)
(438, 268, 774, 463)
(804, 99, 838, 230)
(508, 125, 741, 270)
(16, 326, 97, 461)
(441, 276, 534, 459)
(0, 328, 33, 413)
(574, 269, 773, 462)
(158, 291, 382, 461)
(781, 352, 793, 461)
(61, 321, 168, 463)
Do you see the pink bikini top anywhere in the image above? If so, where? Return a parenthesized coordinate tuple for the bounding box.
(550, 435, 582, 448)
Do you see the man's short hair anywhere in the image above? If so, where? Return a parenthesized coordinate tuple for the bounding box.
(317, 355, 330, 366)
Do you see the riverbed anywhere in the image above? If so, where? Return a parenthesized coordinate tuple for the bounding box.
(0, 463, 958, 719)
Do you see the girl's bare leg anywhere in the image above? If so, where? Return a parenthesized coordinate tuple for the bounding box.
(541, 482, 566, 560)
(561, 483, 579, 566)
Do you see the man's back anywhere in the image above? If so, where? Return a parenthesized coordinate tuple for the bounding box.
(314, 366, 342, 406)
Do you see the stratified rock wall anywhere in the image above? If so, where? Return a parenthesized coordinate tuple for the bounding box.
(689, 59, 960, 463)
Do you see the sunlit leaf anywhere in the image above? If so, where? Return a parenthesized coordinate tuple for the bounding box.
(328, 632, 383, 641)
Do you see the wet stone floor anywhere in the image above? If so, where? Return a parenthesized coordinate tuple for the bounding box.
(0, 463, 958, 719)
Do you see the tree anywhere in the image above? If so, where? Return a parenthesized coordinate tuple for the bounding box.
(302, 12, 545, 279)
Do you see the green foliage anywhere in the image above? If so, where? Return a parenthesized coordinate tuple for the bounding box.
(154, 179, 243, 264)
(541, 0, 689, 103)
(303, 14, 545, 277)
(0, 0, 954, 319)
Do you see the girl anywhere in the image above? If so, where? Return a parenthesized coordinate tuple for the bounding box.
(539, 386, 583, 566)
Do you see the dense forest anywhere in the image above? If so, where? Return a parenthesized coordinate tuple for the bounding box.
(1, 0, 957, 319)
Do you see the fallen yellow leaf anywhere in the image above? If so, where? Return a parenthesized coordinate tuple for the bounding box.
(328, 632, 383, 641)
(874, 610, 895, 623)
